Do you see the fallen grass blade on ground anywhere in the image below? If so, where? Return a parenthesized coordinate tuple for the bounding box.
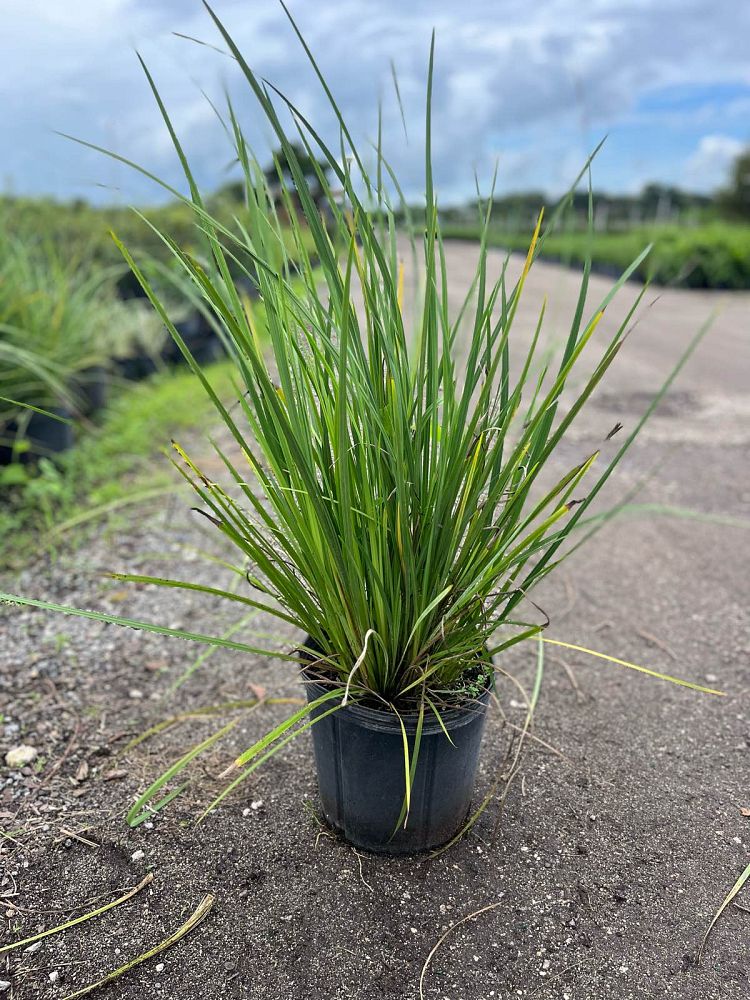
(60, 893, 215, 1000)
(0, 874, 153, 957)
(699, 861, 750, 962)
(419, 901, 503, 1000)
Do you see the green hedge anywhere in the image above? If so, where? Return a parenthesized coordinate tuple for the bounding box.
(440, 223, 750, 290)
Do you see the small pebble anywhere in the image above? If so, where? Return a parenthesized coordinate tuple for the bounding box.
(49, 970, 59, 984)
(24, 941, 43, 953)
(250, 799, 263, 810)
(128, 689, 144, 700)
(5, 745, 38, 768)
(131, 849, 145, 862)
(156, 963, 165, 973)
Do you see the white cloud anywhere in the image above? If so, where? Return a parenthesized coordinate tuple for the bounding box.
(1, 0, 749, 202)
(684, 134, 745, 191)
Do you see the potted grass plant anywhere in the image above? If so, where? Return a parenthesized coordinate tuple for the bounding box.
(0, 4, 719, 852)
(0, 225, 165, 459)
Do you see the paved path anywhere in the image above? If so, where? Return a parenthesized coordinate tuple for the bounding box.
(435, 240, 750, 441)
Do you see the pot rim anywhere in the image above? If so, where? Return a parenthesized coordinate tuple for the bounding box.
(299, 638, 493, 735)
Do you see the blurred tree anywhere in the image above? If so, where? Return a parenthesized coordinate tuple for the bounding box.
(718, 148, 750, 220)
(216, 142, 332, 211)
(264, 142, 332, 211)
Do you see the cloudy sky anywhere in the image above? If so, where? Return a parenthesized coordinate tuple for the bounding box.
(2, 0, 748, 206)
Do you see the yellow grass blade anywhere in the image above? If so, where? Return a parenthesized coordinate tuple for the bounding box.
(541, 638, 725, 695)
(61, 893, 214, 1000)
(0, 875, 153, 957)
(699, 861, 750, 961)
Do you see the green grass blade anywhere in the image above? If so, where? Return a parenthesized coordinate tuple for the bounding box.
(699, 861, 750, 961)
(0, 593, 296, 659)
(126, 718, 240, 826)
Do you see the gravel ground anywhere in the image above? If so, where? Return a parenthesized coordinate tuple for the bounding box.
(1, 249, 749, 999)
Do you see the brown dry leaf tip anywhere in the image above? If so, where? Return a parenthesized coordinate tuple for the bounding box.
(190, 507, 223, 528)
(75, 761, 90, 782)
(740, 807, 750, 817)
(102, 769, 128, 781)
(605, 422, 623, 440)
(219, 761, 238, 780)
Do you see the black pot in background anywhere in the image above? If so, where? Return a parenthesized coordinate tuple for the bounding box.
(24, 409, 76, 459)
(0, 429, 15, 466)
(113, 350, 160, 382)
(1, 408, 76, 466)
(161, 312, 222, 367)
(116, 270, 149, 301)
(302, 640, 491, 855)
(72, 365, 110, 415)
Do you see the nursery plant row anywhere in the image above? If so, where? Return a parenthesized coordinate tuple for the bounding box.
(440, 221, 750, 290)
(0, 220, 264, 465)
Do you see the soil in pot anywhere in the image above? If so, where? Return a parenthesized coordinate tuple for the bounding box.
(301, 640, 492, 855)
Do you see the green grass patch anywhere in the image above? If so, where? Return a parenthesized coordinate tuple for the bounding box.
(440, 222, 750, 290)
(0, 360, 236, 568)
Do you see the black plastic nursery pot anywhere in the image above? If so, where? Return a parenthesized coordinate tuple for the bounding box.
(9, 409, 75, 462)
(26, 410, 75, 459)
(158, 312, 222, 367)
(302, 639, 492, 855)
(113, 350, 159, 382)
(73, 365, 109, 416)
(0, 415, 70, 466)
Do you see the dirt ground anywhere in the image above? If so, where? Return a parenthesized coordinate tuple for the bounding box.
(1, 247, 749, 999)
